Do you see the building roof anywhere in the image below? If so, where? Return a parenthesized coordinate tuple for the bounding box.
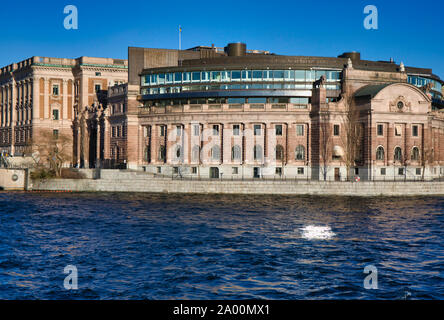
(354, 84, 392, 98)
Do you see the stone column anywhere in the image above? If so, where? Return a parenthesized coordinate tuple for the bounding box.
(43, 78, 49, 120)
(62, 79, 68, 120)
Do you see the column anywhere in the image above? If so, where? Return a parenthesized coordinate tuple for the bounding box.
(62, 79, 68, 120)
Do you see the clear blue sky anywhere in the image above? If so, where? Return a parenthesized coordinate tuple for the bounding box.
(0, 0, 443, 77)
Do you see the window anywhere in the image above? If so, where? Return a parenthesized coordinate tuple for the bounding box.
(298, 167, 305, 175)
(160, 125, 166, 137)
(211, 145, 221, 161)
(158, 145, 166, 162)
(411, 147, 420, 161)
(52, 84, 59, 96)
(175, 146, 182, 160)
(227, 98, 245, 104)
(275, 125, 283, 136)
(249, 97, 267, 104)
(296, 125, 304, 136)
(276, 145, 284, 161)
(157, 167, 162, 174)
(295, 145, 305, 161)
(53, 130, 59, 139)
(395, 125, 402, 136)
(233, 125, 240, 136)
(112, 127, 116, 138)
(95, 84, 101, 93)
(355, 168, 359, 175)
(173, 167, 179, 174)
(276, 167, 282, 176)
(254, 125, 261, 136)
(394, 147, 402, 162)
(412, 125, 419, 137)
(232, 145, 241, 161)
(232, 167, 239, 175)
(377, 124, 384, 136)
(213, 125, 220, 136)
(416, 168, 421, 176)
(95, 72, 101, 76)
(398, 168, 405, 175)
(376, 146, 385, 161)
(52, 109, 59, 120)
(192, 167, 197, 174)
(333, 125, 340, 136)
(193, 125, 200, 136)
(253, 145, 263, 161)
(381, 168, 386, 175)
(176, 125, 182, 136)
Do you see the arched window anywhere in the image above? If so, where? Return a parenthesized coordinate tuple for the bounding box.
(232, 145, 241, 161)
(253, 145, 263, 161)
(376, 146, 385, 161)
(411, 147, 420, 161)
(158, 145, 166, 162)
(276, 145, 284, 161)
(192, 145, 200, 162)
(394, 147, 402, 162)
(211, 145, 220, 161)
(295, 145, 305, 161)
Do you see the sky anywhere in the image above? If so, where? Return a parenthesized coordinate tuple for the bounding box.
(0, 0, 443, 77)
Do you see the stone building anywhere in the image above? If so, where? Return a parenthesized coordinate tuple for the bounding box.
(0, 56, 128, 168)
(123, 43, 444, 180)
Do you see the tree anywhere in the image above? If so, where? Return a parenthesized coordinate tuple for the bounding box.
(33, 130, 72, 177)
(341, 94, 363, 181)
(319, 110, 332, 181)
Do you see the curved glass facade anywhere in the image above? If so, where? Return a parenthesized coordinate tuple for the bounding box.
(141, 69, 342, 96)
(408, 75, 443, 98)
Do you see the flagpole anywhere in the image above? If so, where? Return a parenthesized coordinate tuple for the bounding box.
(179, 25, 182, 50)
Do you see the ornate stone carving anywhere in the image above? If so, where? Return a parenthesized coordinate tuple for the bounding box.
(389, 96, 411, 113)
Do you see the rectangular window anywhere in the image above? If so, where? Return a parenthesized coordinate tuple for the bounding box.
(298, 167, 305, 175)
(95, 84, 101, 93)
(412, 125, 419, 137)
(355, 168, 359, 175)
(52, 84, 59, 96)
(157, 167, 162, 174)
(52, 109, 59, 120)
(252, 70, 263, 81)
(192, 72, 201, 82)
(160, 125, 166, 137)
(112, 127, 116, 138)
(193, 125, 200, 136)
(395, 125, 402, 136)
(275, 125, 283, 136)
(173, 167, 179, 174)
(232, 167, 239, 175)
(227, 98, 245, 104)
(231, 71, 241, 81)
(296, 125, 304, 136)
(233, 125, 240, 136)
(95, 72, 101, 76)
(53, 129, 59, 139)
(416, 168, 421, 175)
(211, 71, 221, 82)
(334, 125, 340, 136)
(381, 168, 386, 175)
(192, 167, 197, 174)
(213, 125, 219, 136)
(276, 167, 282, 176)
(174, 72, 182, 83)
(377, 124, 384, 136)
(248, 97, 266, 104)
(398, 168, 405, 175)
(254, 125, 261, 136)
(176, 125, 182, 136)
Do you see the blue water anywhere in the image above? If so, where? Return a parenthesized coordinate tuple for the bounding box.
(0, 192, 443, 300)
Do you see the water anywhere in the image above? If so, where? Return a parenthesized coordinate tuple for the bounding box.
(0, 192, 443, 300)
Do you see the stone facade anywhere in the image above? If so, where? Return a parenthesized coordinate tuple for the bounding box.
(0, 56, 128, 168)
